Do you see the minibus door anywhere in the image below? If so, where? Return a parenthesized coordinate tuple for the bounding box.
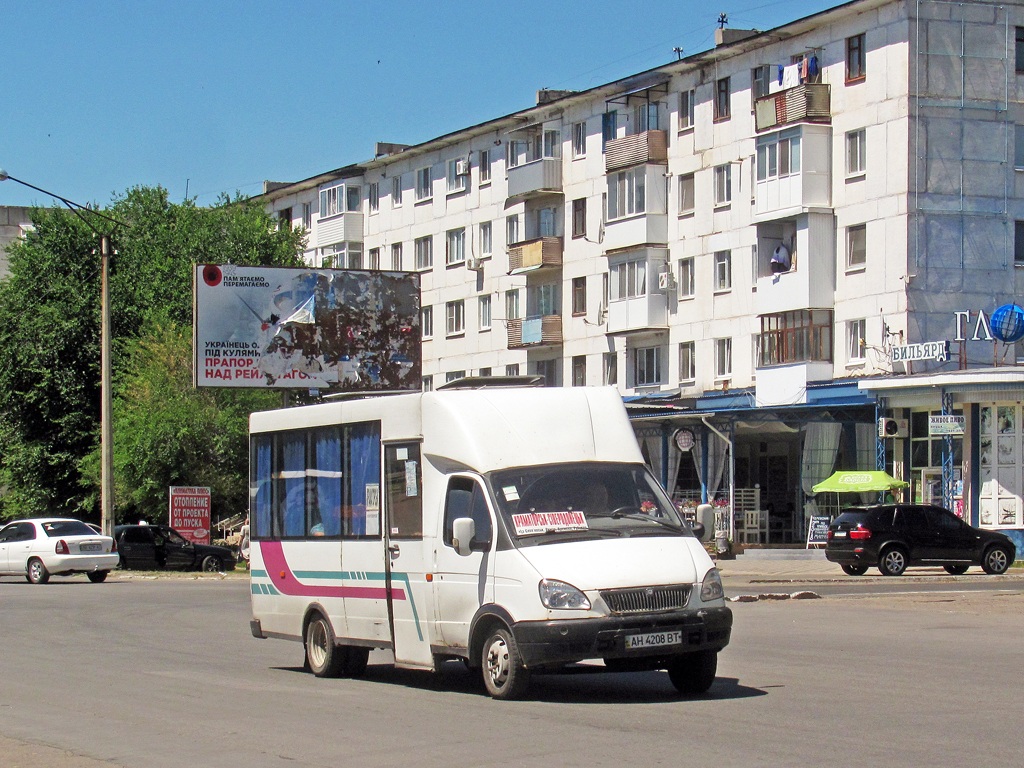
(383, 442, 434, 668)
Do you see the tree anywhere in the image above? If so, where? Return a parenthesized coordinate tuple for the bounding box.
(0, 187, 304, 522)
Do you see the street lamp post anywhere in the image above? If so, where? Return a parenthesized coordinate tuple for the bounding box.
(1, 169, 121, 536)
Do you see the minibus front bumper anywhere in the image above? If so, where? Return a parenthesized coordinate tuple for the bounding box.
(511, 606, 733, 668)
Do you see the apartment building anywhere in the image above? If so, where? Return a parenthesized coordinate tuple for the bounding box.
(257, 0, 1024, 551)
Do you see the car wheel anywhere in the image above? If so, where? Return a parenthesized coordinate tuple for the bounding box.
(841, 564, 869, 576)
(667, 650, 718, 695)
(201, 555, 223, 572)
(943, 564, 969, 575)
(26, 558, 50, 585)
(87, 571, 109, 583)
(305, 614, 344, 678)
(981, 546, 1011, 575)
(877, 547, 907, 576)
(481, 626, 530, 700)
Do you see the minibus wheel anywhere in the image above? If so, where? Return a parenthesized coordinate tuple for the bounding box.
(481, 626, 530, 700)
(305, 614, 344, 677)
(667, 650, 717, 695)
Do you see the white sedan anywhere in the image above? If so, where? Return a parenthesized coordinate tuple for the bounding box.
(0, 518, 120, 584)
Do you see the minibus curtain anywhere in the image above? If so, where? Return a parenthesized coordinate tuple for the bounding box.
(315, 430, 342, 536)
(282, 435, 306, 537)
(253, 438, 272, 538)
(346, 423, 381, 536)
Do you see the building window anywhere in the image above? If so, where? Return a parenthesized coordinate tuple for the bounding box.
(678, 89, 695, 131)
(480, 221, 492, 257)
(414, 235, 433, 270)
(277, 208, 292, 230)
(505, 363, 520, 376)
(714, 77, 731, 121)
(572, 355, 587, 386)
(847, 318, 866, 362)
(602, 111, 617, 151)
(536, 206, 558, 238)
(603, 352, 617, 385)
(506, 214, 520, 246)
(318, 183, 345, 218)
(678, 257, 695, 298)
(633, 102, 658, 133)
(634, 346, 663, 386)
(543, 129, 560, 158)
(446, 228, 466, 265)
(1017, 28, 1024, 73)
(1016, 221, 1024, 264)
(447, 158, 468, 193)
(714, 338, 732, 380)
(319, 242, 361, 270)
(678, 173, 695, 215)
(302, 203, 312, 230)
(422, 375, 433, 392)
(368, 182, 379, 213)
(714, 164, 732, 206)
(533, 359, 558, 387)
(846, 129, 866, 176)
(609, 258, 647, 301)
(751, 333, 761, 378)
(752, 65, 772, 103)
(390, 243, 403, 271)
(421, 306, 433, 339)
(759, 310, 833, 366)
(756, 131, 801, 181)
(479, 149, 491, 184)
(505, 289, 521, 320)
(846, 33, 866, 82)
(446, 300, 465, 336)
(478, 367, 492, 377)
(446, 370, 466, 384)
(415, 167, 432, 201)
(607, 166, 646, 220)
(679, 341, 695, 384)
(391, 175, 403, 207)
(846, 224, 867, 269)
(368, 247, 380, 271)
(572, 198, 587, 238)
(572, 276, 586, 316)
(572, 121, 587, 157)
(713, 250, 732, 292)
(479, 295, 492, 331)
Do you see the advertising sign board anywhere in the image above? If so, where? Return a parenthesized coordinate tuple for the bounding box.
(194, 265, 420, 390)
(169, 486, 211, 545)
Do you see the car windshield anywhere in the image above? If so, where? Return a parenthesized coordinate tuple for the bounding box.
(488, 462, 692, 547)
(41, 520, 97, 537)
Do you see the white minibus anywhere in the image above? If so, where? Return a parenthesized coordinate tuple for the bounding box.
(248, 381, 732, 699)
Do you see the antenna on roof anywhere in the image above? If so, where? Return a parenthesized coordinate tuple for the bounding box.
(717, 12, 728, 29)
(673, 47, 684, 60)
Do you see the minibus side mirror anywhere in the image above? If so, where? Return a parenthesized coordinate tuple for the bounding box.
(452, 517, 476, 557)
(690, 521, 706, 540)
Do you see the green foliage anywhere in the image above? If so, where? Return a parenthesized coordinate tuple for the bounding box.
(0, 187, 304, 522)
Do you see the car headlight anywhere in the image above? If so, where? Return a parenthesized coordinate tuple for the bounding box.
(539, 579, 591, 610)
(700, 569, 725, 602)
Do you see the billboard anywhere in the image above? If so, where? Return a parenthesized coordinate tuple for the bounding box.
(169, 486, 211, 545)
(194, 265, 420, 390)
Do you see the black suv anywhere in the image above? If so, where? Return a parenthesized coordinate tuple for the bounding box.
(114, 524, 236, 572)
(825, 504, 1016, 576)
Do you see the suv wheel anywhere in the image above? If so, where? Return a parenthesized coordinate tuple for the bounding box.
(841, 564, 869, 576)
(878, 546, 907, 576)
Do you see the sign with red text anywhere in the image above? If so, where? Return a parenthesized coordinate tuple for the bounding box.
(168, 486, 211, 545)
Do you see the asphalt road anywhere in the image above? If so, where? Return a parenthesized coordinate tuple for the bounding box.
(1, 573, 1021, 768)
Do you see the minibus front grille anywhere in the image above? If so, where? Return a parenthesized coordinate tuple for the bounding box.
(601, 585, 691, 614)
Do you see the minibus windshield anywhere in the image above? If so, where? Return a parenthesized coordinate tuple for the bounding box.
(488, 462, 692, 546)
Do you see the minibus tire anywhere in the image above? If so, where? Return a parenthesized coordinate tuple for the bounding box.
(342, 647, 369, 677)
(481, 626, 530, 700)
(667, 650, 717, 695)
(305, 614, 344, 678)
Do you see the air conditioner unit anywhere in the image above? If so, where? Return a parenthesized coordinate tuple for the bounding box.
(658, 269, 677, 291)
(466, 256, 483, 271)
(455, 158, 469, 176)
(878, 417, 909, 438)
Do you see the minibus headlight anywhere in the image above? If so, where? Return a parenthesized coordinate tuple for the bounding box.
(539, 579, 591, 610)
(700, 569, 725, 602)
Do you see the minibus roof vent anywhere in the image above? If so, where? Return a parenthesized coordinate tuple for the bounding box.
(436, 375, 544, 390)
(320, 390, 411, 401)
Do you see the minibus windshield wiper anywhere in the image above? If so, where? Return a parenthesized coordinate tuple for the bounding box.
(607, 511, 685, 533)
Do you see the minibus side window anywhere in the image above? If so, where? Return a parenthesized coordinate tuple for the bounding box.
(385, 442, 423, 538)
(443, 477, 492, 551)
(251, 436, 273, 539)
(279, 434, 306, 538)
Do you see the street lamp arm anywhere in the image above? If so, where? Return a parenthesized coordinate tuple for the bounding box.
(0, 170, 128, 230)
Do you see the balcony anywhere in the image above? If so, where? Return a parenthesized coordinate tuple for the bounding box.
(754, 83, 831, 133)
(507, 236, 563, 274)
(753, 124, 832, 220)
(755, 212, 836, 316)
(507, 158, 562, 199)
(605, 130, 668, 172)
(606, 295, 668, 335)
(316, 211, 363, 246)
(507, 315, 562, 349)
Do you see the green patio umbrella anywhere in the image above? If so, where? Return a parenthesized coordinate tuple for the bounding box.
(812, 470, 910, 494)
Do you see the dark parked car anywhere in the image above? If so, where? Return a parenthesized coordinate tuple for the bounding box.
(826, 504, 1016, 576)
(114, 524, 236, 572)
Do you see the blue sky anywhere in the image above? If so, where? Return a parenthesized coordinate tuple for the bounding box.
(1, 0, 844, 209)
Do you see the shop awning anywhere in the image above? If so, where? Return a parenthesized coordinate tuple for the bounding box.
(812, 470, 909, 494)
